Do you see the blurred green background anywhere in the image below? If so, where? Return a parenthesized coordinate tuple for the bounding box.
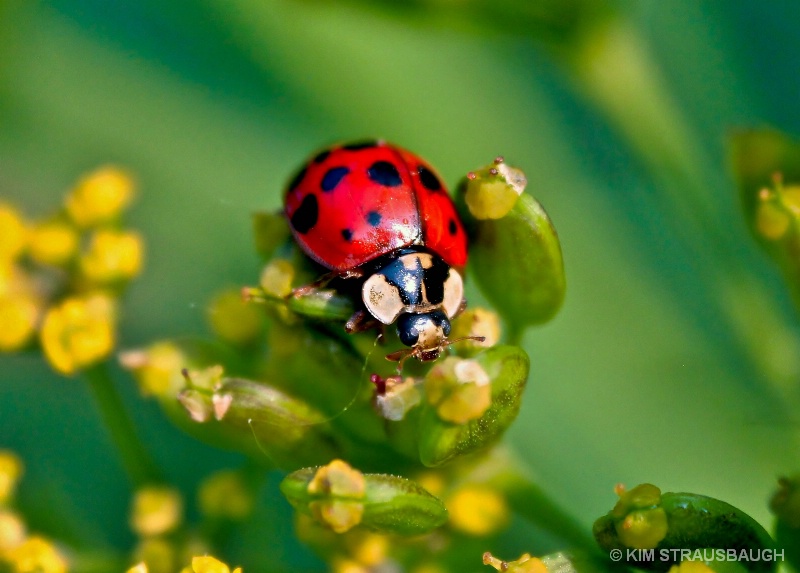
(2, 0, 800, 570)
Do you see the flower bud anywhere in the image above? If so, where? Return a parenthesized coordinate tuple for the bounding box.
(447, 484, 509, 536)
(27, 219, 79, 266)
(463, 157, 527, 220)
(191, 555, 242, 573)
(467, 194, 565, 333)
(449, 307, 501, 356)
(281, 461, 448, 536)
(372, 375, 421, 421)
(119, 341, 187, 397)
(80, 229, 144, 284)
(0, 290, 40, 352)
(0, 510, 26, 550)
(0, 203, 26, 262)
(130, 485, 183, 537)
(252, 211, 291, 260)
(483, 552, 547, 573)
(7, 536, 69, 573)
(418, 346, 529, 467)
(65, 165, 135, 227)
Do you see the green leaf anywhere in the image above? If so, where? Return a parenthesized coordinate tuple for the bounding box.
(466, 193, 565, 337)
(418, 345, 529, 467)
(281, 466, 448, 536)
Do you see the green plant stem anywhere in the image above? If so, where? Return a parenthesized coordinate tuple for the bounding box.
(84, 361, 162, 486)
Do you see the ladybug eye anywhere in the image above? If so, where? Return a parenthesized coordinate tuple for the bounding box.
(396, 314, 420, 347)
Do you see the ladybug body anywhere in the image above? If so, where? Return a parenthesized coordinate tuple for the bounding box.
(284, 140, 469, 362)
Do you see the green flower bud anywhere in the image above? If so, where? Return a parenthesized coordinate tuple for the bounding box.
(417, 345, 529, 467)
(463, 157, 527, 220)
(465, 192, 565, 336)
(594, 484, 776, 573)
(281, 460, 448, 536)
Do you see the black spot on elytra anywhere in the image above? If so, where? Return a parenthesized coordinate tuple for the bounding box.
(418, 165, 442, 191)
(321, 166, 349, 192)
(367, 211, 382, 227)
(341, 228, 353, 241)
(448, 218, 458, 235)
(313, 149, 330, 163)
(367, 161, 402, 187)
(342, 140, 378, 151)
(290, 194, 318, 234)
(287, 166, 307, 193)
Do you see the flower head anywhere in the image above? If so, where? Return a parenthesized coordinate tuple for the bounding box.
(40, 293, 116, 375)
(65, 166, 135, 227)
(130, 485, 184, 537)
(80, 229, 143, 284)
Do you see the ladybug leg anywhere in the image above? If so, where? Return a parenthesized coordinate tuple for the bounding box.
(290, 268, 365, 298)
(345, 309, 386, 343)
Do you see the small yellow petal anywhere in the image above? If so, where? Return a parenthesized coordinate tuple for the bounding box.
(118, 342, 186, 397)
(0, 510, 26, 551)
(65, 166, 135, 227)
(130, 485, 183, 537)
(308, 460, 365, 499)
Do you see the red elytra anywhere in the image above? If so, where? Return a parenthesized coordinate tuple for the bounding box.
(284, 140, 468, 272)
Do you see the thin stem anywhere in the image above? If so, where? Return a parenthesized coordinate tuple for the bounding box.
(83, 361, 162, 487)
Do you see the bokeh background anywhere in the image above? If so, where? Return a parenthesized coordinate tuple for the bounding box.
(2, 0, 800, 570)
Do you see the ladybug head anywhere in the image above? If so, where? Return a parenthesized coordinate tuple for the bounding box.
(396, 310, 451, 361)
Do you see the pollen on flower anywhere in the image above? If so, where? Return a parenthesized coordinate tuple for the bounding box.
(450, 308, 501, 355)
(0, 450, 24, 503)
(6, 535, 68, 573)
(447, 484, 509, 536)
(191, 555, 242, 573)
(65, 165, 135, 228)
(0, 203, 27, 262)
(80, 229, 144, 284)
(308, 460, 366, 533)
(425, 357, 492, 424)
(27, 220, 79, 266)
(40, 293, 116, 375)
(373, 375, 421, 421)
(130, 485, 184, 537)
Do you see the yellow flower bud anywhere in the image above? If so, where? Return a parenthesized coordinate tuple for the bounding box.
(27, 220, 79, 266)
(119, 342, 186, 397)
(259, 259, 295, 298)
(130, 485, 183, 537)
(65, 166, 135, 227)
(40, 294, 116, 375)
(448, 484, 509, 536)
(126, 563, 149, 573)
(191, 555, 242, 573)
(198, 470, 253, 520)
(0, 204, 27, 262)
(80, 230, 144, 284)
(6, 536, 68, 573)
(0, 510, 26, 550)
(668, 561, 715, 573)
(0, 450, 23, 504)
(0, 291, 40, 352)
(345, 532, 389, 567)
(450, 307, 501, 356)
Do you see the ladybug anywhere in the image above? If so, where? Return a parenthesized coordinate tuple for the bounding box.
(284, 140, 478, 363)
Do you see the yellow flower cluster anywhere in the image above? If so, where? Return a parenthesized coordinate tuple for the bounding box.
(0, 451, 69, 573)
(0, 166, 143, 375)
(127, 555, 242, 573)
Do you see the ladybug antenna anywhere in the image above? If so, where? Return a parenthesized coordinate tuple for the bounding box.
(445, 335, 487, 347)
